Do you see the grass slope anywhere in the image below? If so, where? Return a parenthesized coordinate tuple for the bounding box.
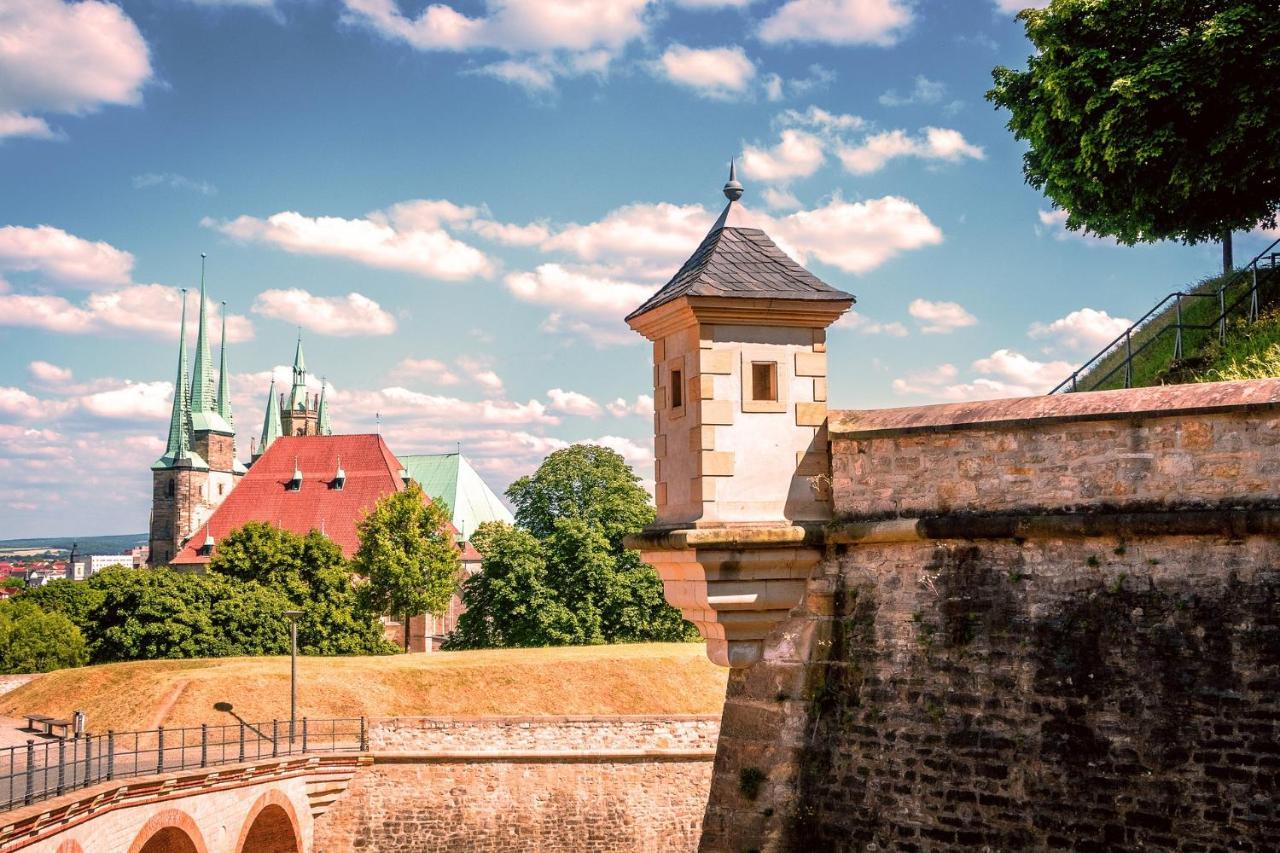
(1179, 310, 1280, 383)
(0, 643, 728, 732)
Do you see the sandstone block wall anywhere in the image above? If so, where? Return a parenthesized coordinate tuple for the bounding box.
(367, 714, 720, 752)
(702, 381, 1280, 852)
(314, 756, 714, 852)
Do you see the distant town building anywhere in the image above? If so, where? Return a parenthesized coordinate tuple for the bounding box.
(130, 545, 149, 567)
(67, 555, 132, 581)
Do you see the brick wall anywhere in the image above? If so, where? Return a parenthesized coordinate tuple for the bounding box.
(702, 380, 1280, 852)
(367, 714, 720, 752)
(314, 756, 713, 852)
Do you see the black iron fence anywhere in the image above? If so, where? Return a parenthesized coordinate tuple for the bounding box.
(1051, 235, 1280, 394)
(0, 716, 366, 813)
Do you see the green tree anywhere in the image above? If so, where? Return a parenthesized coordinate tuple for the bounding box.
(1, 576, 27, 591)
(987, 0, 1280, 272)
(18, 578, 105, 636)
(210, 523, 392, 655)
(0, 601, 88, 673)
(447, 445, 696, 650)
(351, 482, 461, 650)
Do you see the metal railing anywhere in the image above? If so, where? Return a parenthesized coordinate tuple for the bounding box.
(0, 716, 367, 813)
(1051, 235, 1280, 394)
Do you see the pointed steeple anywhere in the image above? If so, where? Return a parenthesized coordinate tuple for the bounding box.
(317, 379, 332, 436)
(216, 301, 233, 426)
(188, 255, 232, 435)
(259, 375, 283, 456)
(289, 330, 308, 411)
(153, 290, 208, 470)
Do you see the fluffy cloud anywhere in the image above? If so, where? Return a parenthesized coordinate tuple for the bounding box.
(879, 75, 946, 107)
(741, 129, 825, 182)
(0, 112, 58, 141)
(252, 288, 397, 336)
(1029, 307, 1132, 353)
(655, 44, 756, 100)
(833, 310, 908, 336)
(994, 0, 1050, 11)
(606, 395, 655, 417)
(0, 285, 254, 341)
(80, 381, 173, 420)
(505, 263, 653, 318)
(972, 348, 1073, 389)
(391, 358, 461, 386)
(205, 205, 495, 281)
(547, 388, 603, 417)
(761, 187, 802, 211)
(1035, 209, 1119, 245)
(456, 356, 505, 394)
(777, 105, 865, 135)
(0, 0, 152, 136)
(838, 127, 985, 174)
(892, 348, 1072, 402)
(908, 298, 977, 334)
(354, 386, 555, 426)
(28, 361, 73, 384)
(465, 218, 551, 246)
(769, 196, 943, 274)
(0, 225, 134, 287)
(541, 202, 709, 263)
(759, 0, 913, 46)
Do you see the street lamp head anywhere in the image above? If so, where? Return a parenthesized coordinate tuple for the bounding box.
(284, 609, 304, 620)
(214, 701, 233, 713)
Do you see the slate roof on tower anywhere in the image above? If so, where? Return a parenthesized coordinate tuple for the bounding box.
(170, 434, 440, 567)
(625, 163, 854, 322)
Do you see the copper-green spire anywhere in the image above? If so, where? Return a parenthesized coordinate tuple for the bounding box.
(288, 330, 308, 411)
(216, 301, 233, 426)
(259, 375, 282, 455)
(190, 255, 214, 415)
(154, 289, 190, 468)
(317, 379, 332, 436)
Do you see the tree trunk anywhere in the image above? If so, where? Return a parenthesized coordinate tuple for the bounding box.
(402, 612, 410, 652)
(1223, 231, 1234, 275)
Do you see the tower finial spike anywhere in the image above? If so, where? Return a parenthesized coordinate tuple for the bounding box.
(723, 159, 744, 202)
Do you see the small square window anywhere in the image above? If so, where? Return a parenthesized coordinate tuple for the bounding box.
(752, 362, 778, 402)
(671, 369, 684, 409)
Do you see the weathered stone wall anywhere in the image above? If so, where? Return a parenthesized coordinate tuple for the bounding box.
(702, 381, 1280, 852)
(314, 755, 713, 852)
(367, 714, 719, 752)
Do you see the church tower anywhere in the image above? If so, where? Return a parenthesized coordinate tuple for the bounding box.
(149, 258, 244, 566)
(281, 334, 321, 437)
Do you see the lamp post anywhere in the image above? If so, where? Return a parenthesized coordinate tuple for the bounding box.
(284, 609, 303, 743)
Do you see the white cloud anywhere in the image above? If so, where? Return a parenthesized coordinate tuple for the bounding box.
(361, 386, 555, 426)
(205, 205, 495, 281)
(505, 263, 653, 318)
(80, 381, 173, 420)
(1035, 209, 1119, 245)
(834, 310, 908, 336)
(761, 187, 802, 211)
(741, 129, 825, 182)
(391, 358, 461, 386)
(0, 0, 152, 134)
(994, 0, 1049, 11)
(457, 356, 505, 395)
(0, 224, 134, 287)
(540, 310, 639, 348)
(655, 44, 756, 100)
(473, 59, 558, 93)
(252, 288, 396, 336)
(606, 394, 654, 417)
(908, 298, 977, 334)
(777, 105, 864, 135)
(972, 348, 1072, 389)
(759, 0, 913, 46)
(879, 75, 946, 106)
(672, 0, 754, 6)
(28, 361, 72, 384)
(0, 112, 59, 141)
(838, 127, 985, 174)
(1029, 308, 1132, 353)
(541, 202, 710, 264)
(547, 388, 603, 417)
(588, 435, 652, 467)
(465, 218, 551, 246)
(132, 173, 217, 195)
(769, 196, 943, 274)
(0, 285, 254, 341)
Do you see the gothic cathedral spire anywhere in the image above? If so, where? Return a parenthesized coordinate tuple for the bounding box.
(259, 375, 282, 456)
(216, 301, 233, 427)
(154, 289, 193, 469)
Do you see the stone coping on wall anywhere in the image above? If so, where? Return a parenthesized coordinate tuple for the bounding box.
(367, 714, 722, 753)
(367, 749, 715, 763)
(829, 377, 1280, 438)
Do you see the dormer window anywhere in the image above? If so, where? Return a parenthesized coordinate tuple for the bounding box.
(198, 531, 216, 556)
(288, 457, 303, 491)
(332, 457, 346, 491)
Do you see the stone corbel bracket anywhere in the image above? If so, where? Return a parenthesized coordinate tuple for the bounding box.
(626, 524, 826, 668)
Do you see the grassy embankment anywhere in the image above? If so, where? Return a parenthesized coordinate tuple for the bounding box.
(0, 643, 728, 732)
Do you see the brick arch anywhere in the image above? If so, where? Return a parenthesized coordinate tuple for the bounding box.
(235, 789, 303, 853)
(127, 809, 209, 853)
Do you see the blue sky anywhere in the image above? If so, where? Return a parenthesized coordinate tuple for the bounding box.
(0, 0, 1274, 538)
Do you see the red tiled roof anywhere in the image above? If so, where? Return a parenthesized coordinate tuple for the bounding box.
(173, 434, 449, 566)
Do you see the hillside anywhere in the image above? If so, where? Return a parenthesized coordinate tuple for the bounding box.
(0, 534, 146, 557)
(0, 643, 728, 732)
(1172, 310, 1280, 383)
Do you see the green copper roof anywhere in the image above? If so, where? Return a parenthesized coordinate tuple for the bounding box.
(216, 304, 233, 427)
(154, 290, 199, 470)
(317, 382, 332, 435)
(288, 333, 308, 411)
(259, 376, 282, 455)
(399, 452, 514, 539)
(188, 262, 232, 435)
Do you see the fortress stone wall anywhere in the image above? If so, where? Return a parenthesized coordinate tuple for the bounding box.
(691, 381, 1280, 852)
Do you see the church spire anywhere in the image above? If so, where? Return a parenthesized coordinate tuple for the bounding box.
(216, 301, 233, 426)
(317, 379, 332, 436)
(153, 290, 203, 469)
(190, 254, 214, 416)
(288, 330, 308, 411)
(259, 375, 283, 456)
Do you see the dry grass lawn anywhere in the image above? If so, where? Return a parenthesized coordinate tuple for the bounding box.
(0, 643, 727, 732)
